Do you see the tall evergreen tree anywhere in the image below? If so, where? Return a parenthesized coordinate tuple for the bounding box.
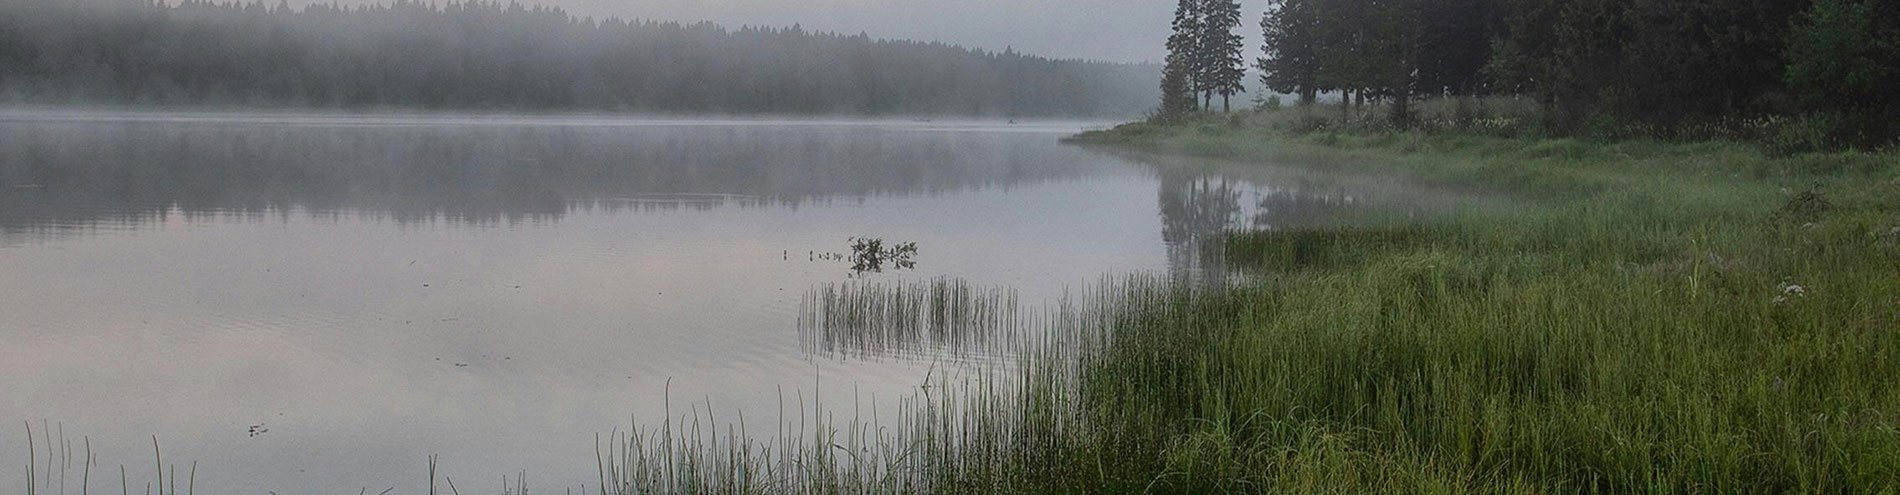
(1158, 55, 1200, 121)
(1169, 0, 1900, 142)
(1371, 0, 1425, 124)
(1415, 0, 1501, 96)
(1784, 0, 1900, 143)
(1258, 0, 1321, 104)
(1311, 0, 1373, 109)
(1785, 0, 1890, 110)
(1489, 0, 1814, 128)
(1167, 0, 1205, 110)
(1201, 0, 1248, 112)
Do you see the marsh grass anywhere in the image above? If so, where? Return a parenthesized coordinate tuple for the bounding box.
(592, 125, 1900, 493)
(602, 275, 1216, 494)
(799, 278, 1022, 360)
(1223, 227, 1430, 273)
(1173, 97, 1837, 149)
(22, 423, 193, 495)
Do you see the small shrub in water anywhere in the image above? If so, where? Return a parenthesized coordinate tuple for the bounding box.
(848, 237, 918, 273)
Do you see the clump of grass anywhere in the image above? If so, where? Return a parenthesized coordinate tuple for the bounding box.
(22, 424, 194, 495)
(799, 278, 1022, 360)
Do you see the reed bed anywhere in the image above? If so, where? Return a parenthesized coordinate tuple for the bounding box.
(798, 278, 1024, 361)
(607, 274, 1214, 494)
(22, 422, 193, 495)
(600, 129, 1900, 493)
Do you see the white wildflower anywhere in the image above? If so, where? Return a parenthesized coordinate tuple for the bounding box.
(1773, 281, 1807, 304)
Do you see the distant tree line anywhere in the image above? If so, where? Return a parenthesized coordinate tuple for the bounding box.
(1223, 0, 1900, 144)
(0, 0, 1160, 117)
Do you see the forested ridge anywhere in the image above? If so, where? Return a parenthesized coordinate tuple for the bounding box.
(0, 0, 1159, 116)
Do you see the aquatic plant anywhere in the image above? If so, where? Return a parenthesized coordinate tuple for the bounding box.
(847, 238, 919, 274)
(799, 278, 1021, 360)
(21, 423, 195, 495)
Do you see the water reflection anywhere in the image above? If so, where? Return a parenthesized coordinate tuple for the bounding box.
(1159, 172, 1248, 279)
(1154, 165, 1387, 283)
(798, 156, 1420, 361)
(0, 113, 1097, 237)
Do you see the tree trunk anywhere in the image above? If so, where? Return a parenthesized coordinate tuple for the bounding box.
(1392, 92, 1411, 128)
(1300, 88, 1316, 105)
(1222, 94, 1230, 113)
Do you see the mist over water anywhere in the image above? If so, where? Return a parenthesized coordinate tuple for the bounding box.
(0, 0, 1160, 117)
(0, 112, 1403, 491)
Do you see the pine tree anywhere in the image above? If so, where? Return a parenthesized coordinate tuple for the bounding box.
(1201, 0, 1247, 112)
(1259, 0, 1321, 104)
(1158, 56, 1199, 122)
(1167, 0, 1205, 110)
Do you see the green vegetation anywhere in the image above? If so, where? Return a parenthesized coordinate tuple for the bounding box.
(1239, 0, 1900, 148)
(1060, 118, 1900, 492)
(1166, 0, 1249, 115)
(23, 423, 193, 495)
(847, 238, 921, 274)
(799, 278, 1021, 360)
(581, 116, 1900, 493)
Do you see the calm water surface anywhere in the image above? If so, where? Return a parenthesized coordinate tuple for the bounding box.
(0, 111, 1407, 492)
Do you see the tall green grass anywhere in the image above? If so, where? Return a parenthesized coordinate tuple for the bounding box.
(799, 278, 1023, 360)
(597, 126, 1900, 493)
(1145, 97, 1865, 151)
(22, 423, 194, 495)
(602, 275, 1212, 494)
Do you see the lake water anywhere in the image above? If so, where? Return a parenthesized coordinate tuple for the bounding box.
(0, 111, 1406, 492)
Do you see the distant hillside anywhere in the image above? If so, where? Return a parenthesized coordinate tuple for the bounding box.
(0, 0, 1160, 117)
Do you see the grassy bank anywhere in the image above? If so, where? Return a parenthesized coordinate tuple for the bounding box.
(1053, 120, 1900, 492)
(582, 121, 1900, 493)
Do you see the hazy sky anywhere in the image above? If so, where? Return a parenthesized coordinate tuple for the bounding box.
(282, 0, 1268, 64)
